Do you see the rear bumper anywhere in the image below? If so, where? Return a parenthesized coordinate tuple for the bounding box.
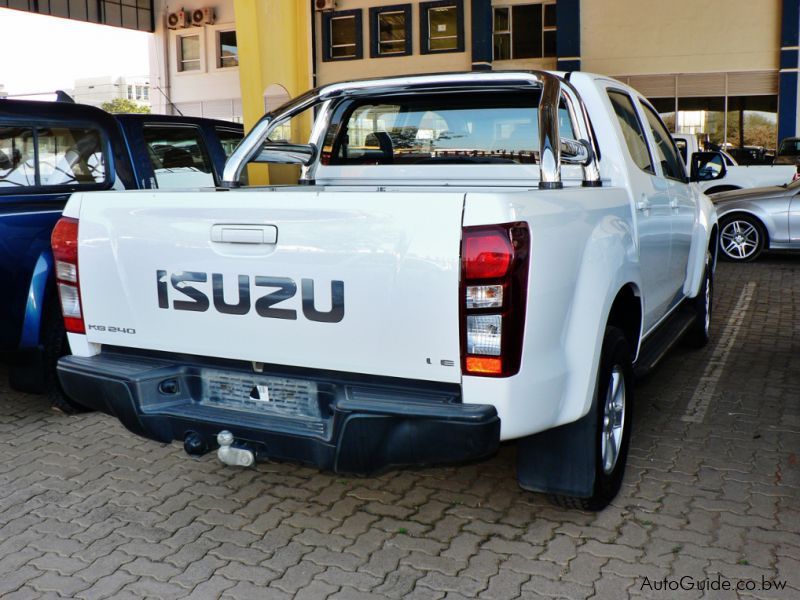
(57, 351, 500, 474)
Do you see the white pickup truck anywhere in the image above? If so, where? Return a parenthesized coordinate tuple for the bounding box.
(673, 132, 795, 194)
(55, 72, 718, 510)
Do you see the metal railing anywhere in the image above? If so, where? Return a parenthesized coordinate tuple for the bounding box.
(221, 71, 602, 189)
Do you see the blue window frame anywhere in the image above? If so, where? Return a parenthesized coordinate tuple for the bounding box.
(321, 9, 363, 62)
(369, 4, 412, 58)
(420, 0, 464, 55)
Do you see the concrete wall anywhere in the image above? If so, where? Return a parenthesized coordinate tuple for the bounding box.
(315, 0, 472, 86)
(580, 0, 781, 76)
(149, 0, 242, 120)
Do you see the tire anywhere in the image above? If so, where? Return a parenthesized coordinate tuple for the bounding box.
(683, 253, 713, 348)
(41, 303, 92, 414)
(550, 326, 634, 511)
(719, 214, 765, 262)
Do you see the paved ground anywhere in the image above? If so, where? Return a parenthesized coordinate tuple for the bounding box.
(0, 257, 798, 600)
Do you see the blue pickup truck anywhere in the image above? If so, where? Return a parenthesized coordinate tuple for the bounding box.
(0, 99, 243, 409)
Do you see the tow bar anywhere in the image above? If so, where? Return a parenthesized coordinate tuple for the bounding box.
(216, 431, 255, 467)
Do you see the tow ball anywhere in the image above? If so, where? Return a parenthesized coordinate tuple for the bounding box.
(216, 431, 255, 467)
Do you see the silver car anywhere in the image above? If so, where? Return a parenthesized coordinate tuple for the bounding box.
(711, 178, 800, 261)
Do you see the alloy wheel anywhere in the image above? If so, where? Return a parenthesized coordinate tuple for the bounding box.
(720, 220, 760, 260)
(601, 366, 626, 474)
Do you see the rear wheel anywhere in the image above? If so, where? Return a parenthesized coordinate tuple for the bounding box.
(550, 327, 633, 511)
(719, 215, 765, 262)
(42, 304, 91, 414)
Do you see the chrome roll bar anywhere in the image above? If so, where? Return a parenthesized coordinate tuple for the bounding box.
(221, 71, 602, 188)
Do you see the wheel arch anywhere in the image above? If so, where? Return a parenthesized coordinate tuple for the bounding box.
(705, 185, 741, 195)
(708, 223, 719, 267)
(605, 284, 643, 361)
(19, 249, 57, 350)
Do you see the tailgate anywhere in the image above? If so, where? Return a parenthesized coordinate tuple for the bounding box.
(76, 190, 465, 384)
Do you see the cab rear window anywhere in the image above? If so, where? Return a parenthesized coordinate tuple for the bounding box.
(326, 92, 575, 166)
(0, 125, 106, 190)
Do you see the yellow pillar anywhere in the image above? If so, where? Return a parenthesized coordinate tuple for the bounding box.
(234, 0, 313, 185)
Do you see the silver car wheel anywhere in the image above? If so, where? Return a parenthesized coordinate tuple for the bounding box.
(720, 220, 759, 260)
(601, 367, 626, 475)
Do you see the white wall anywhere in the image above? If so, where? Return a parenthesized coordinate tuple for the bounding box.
(149, 0, 242, 121)
(72, 75, 150, 108)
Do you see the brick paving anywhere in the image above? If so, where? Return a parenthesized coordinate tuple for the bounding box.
(0, 257, 798, 599)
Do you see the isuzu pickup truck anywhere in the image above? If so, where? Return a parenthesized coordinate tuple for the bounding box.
(0, 99, 242, 410)
(55, 72, 718, 510)
(672, 132, 795, 194)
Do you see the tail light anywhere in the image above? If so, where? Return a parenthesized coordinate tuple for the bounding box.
(52, 217, 85, 334)
(460, 223, 530, 377)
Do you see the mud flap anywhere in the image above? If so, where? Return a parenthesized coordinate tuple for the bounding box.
(516, 402, 597, 498)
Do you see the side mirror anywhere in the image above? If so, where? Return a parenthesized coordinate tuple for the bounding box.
(690, 151, 727, 182)
(253, 142, 317, 166)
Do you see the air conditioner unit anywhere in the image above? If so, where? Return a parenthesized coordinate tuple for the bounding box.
(166, 10, 188, 29)
(314, 0, 335, 11)
(191, 7, 215, 26)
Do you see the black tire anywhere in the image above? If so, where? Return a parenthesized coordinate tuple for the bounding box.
(683, 253, 713, 349)
(41, 304, 89, 413)
(549, 327, 634, 511)
(718, 214, 766, 262)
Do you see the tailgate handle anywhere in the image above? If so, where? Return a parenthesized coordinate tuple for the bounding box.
(211, 224, 278, 244)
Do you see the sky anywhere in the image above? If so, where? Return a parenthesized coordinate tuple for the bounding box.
(0, 8, 150, 97)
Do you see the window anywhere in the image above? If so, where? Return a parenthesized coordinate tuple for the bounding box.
(326, 91, 575, 166)
(127, 85, 134, 100)
(608, 91, 654, 174)
(143, 125, 215, 188)
(370, 5, 412, 57)
(216, 128, 243, 158)
(0, 125, 106, 190)
(322, 10, 363, 61)
(493, 3, 556, 61)
(178, 35, 201, 72)
(642, 103, 686, 181)
(218, 30, 238, 68)
(0, 126, 35, 188)
(420, 1, 464, 54)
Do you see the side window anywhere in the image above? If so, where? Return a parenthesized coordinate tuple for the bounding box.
(607, 90, 654, 174)
(641, 103, 686, 181)
(143, 125, 215, 188)
(215, 128, 243, 158)
(0, 125, 106, 190)
(37, 127, 105, 186)
(0, 126, 36, 188)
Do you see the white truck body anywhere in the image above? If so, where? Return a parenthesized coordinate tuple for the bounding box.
(56, 72, 718, 509)
(673, 132, 795, 193)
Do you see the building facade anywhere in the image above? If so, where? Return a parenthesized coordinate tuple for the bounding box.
(311, 0, 799, 150)
(148, 0, 242, 121)
(72, 75, 151, 108)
